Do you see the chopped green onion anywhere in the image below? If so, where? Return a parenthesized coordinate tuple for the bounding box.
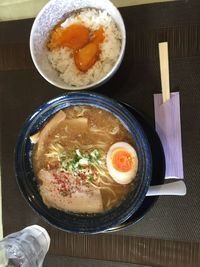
(90, 149, 100, 159)
(75, 149, 82, 158)
(59, 152, 66, 161)
(88, 175, 94, 182)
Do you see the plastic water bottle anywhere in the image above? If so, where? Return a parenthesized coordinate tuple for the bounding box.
(0, 225, 50, 267)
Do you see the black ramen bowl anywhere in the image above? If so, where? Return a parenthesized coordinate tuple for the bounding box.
(15, 92, 152, 234)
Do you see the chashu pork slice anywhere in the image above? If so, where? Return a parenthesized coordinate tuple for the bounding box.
(34, 110, 66, 160)
(38, 169, 103, 213)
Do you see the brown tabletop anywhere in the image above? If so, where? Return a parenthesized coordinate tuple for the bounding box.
(1, 1, 200, 267)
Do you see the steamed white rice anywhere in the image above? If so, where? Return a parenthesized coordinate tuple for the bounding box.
(47, 9, 122, 87)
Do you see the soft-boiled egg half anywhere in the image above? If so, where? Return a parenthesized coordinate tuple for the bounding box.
(106, 142, 138, 184)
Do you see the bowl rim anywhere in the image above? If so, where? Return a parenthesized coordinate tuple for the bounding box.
(15, 92, 152, 234)
(29, 0, 126, 90)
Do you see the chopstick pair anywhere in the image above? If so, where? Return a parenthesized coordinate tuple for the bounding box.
(147, 42, 186, 196)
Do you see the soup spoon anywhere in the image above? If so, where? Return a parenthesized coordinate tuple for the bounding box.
(146, 181, 186, 196)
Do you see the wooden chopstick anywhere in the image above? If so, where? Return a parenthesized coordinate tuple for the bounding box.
(159, 42, 170, 103)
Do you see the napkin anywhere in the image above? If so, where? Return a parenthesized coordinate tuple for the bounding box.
(154, 92, 184, 179)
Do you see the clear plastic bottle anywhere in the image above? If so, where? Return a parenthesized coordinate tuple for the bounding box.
(0, 225, 50, 267)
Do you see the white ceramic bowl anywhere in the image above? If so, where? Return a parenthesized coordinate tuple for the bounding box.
(30, 0, 126, 90)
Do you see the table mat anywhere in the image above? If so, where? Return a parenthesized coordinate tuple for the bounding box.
(1, 1, 200, 264)
(43, 256, 150, 267)
(1, 54, 199, 240)
(0, 143, 2, 240)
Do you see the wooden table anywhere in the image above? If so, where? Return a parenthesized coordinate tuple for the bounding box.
(1, 1, 200, 266)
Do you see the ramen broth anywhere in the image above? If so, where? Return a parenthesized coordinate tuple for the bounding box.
(32, 106, 136, 213)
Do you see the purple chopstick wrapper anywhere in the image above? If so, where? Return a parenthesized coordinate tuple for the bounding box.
(154, 92, 184, 179)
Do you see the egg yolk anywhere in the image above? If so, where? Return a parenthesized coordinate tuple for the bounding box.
(112, 149, 134, 172)
(74, 42, 100, 72)
(48, 24, 90, 50)
(74, 27, 105, 72)
(92, 27, 105, 44)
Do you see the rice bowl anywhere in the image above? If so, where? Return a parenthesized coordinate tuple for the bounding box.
(48, 8, 122, 87)
(30, 0, 126, 90)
